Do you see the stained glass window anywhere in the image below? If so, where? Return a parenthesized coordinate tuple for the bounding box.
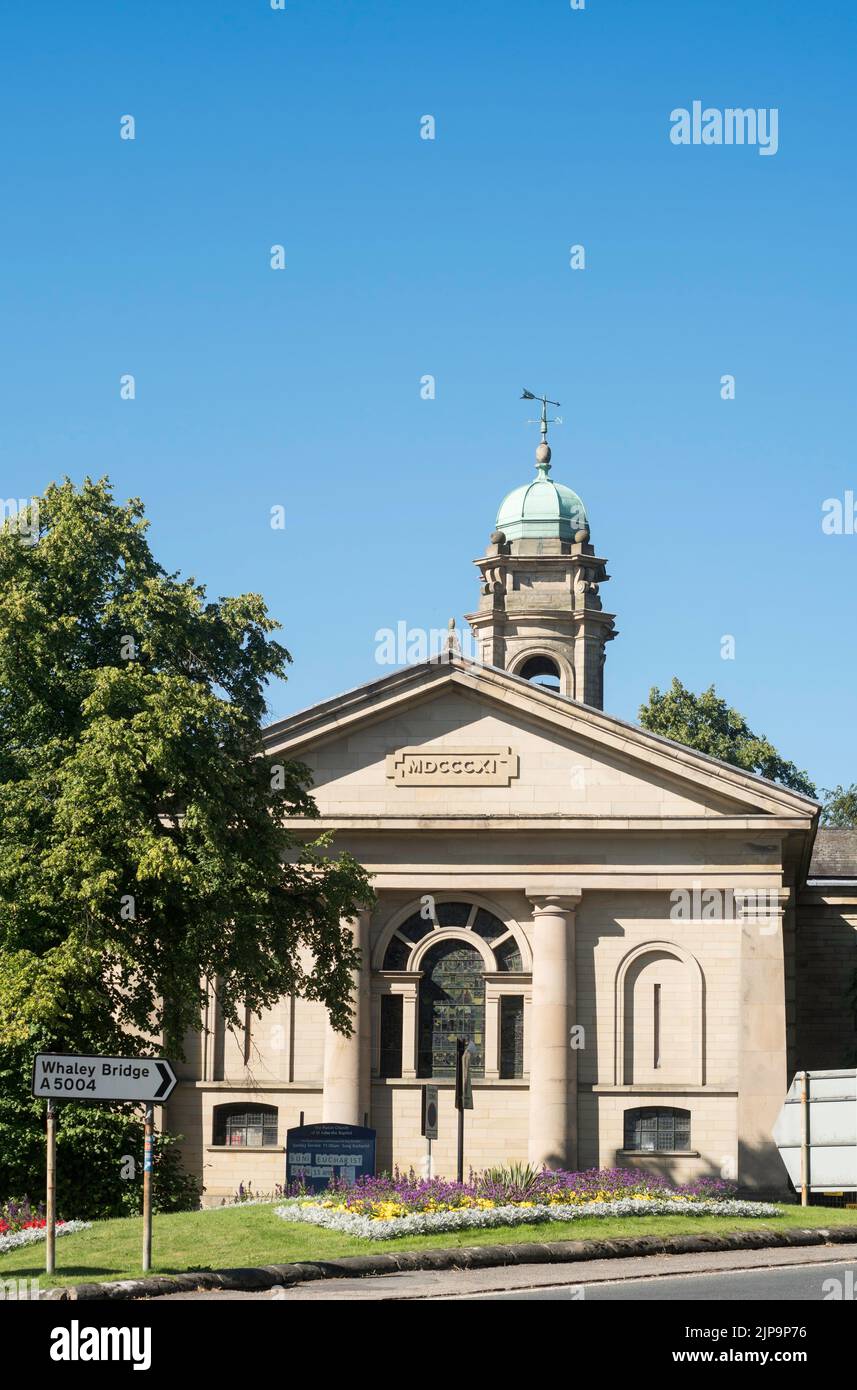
(499, 995, 525, 1078)
(623, 1107, 691, 1152)
(418, 940, 485, 1078)
(213, 1104, 278, 1147)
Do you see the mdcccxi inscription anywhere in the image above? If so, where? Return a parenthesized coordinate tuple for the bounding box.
(385, 746, 519, 786)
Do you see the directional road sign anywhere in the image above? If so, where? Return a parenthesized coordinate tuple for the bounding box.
(32, 1053, 178, 1103)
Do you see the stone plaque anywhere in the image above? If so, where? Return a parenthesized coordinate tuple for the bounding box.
(385, 746, 518, 786)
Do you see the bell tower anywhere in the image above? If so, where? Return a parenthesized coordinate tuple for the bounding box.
(464, 391, 617, 709)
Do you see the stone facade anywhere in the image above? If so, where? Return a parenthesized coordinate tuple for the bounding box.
(163, 447, 854, 1204)
(163, 657, 838, 1203)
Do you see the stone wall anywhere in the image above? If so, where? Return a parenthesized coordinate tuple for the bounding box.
(795, 889, 857, 1069)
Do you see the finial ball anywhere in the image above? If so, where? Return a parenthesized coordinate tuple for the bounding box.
(490, 529, 506, 546)
(536, 442, 551, 465)
(574, 526, 590, 544)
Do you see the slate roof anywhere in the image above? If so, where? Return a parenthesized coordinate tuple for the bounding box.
(808, 827, 857, 879)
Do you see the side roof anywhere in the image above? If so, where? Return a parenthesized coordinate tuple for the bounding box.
(808, 828, 857, 881)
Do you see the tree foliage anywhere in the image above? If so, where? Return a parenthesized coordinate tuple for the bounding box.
(820, 784, 857, 828)
(639, 678, 817, 798)
(0, 478, 373, 1055)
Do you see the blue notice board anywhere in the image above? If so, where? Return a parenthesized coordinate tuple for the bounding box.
(286, 1123, 377, 1193)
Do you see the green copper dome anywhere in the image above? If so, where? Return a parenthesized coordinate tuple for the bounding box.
(496, 444, 588, 541)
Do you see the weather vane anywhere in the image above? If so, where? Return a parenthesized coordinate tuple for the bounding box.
(521, 388, 563, 444)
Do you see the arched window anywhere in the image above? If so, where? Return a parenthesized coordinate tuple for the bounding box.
(518, 654, 561, 692)
(381, 902, 523, 972)
(378, 901, 527, 1081)
(623, 1106, 691, 1153)
(213, 1104, 278, 1148)
(418, 939, 485, 1078)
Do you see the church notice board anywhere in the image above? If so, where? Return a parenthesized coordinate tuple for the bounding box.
(286, 1123, 376, 1193)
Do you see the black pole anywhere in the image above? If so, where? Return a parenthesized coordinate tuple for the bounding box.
(455, 1038, 465, 1183)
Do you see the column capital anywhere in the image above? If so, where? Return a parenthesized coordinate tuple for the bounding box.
(525, 888, 583, 912)
(735, 886, 790, 926)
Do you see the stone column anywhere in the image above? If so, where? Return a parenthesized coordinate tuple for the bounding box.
(526, 891, 581, 1169)
(484, 991, 501, 1080)
(322, 908, 372, 1126)
(736, 888, 791, 1191)
(401, 989, 418, 1079)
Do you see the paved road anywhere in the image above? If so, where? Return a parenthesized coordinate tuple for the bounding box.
(158, 1243, 857, 1301)
(440, 1259, 857, 1301)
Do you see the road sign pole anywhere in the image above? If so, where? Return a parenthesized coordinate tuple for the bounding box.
(800, 1071, 809, 1207)
(45, 1099, 56, 1277)
(142, 1104, 154, 1271)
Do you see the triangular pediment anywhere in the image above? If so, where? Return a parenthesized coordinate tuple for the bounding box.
(263, 659, 818, 824)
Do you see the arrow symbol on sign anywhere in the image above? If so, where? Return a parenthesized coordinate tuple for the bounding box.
(154, 1062, 176, 1100)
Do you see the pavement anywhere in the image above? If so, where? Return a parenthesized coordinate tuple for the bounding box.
(156, 1241, 857, 1300)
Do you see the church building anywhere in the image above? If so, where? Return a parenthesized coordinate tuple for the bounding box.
(168, 408, 857, 1201)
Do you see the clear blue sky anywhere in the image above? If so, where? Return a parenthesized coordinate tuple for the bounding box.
(1, 1, 855, 791)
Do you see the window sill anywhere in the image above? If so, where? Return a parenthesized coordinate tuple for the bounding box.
(373, 1077, 529, 1087)
(206, 1146, 285, 1153)
(585, 1084, 734, 1095)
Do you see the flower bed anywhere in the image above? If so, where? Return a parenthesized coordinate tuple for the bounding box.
(274, 1166, 781, 1240)
(0, 1198, 91, 1255)
(276, 1195, 781, 1240)
(0, 1220, 91, 1255)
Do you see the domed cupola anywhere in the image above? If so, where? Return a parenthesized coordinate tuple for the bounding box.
(496, 442, 589, 543)
(464, 390, 617, 709)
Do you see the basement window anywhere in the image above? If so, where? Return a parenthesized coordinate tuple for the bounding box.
(623, 1107, 691, 1153)
(213, 1104, 278, 1148)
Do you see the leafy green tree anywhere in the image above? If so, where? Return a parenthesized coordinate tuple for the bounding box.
(820, 784, 857, 827)
(0, 478, 372, 1053)
(639, 678, 817, 797)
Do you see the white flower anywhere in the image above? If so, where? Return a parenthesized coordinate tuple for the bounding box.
(0, 1220, 91, 1255)
(274, 1197, 781, 1241)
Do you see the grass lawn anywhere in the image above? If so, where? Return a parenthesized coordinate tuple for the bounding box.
(1, 1203, 856, 1289)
